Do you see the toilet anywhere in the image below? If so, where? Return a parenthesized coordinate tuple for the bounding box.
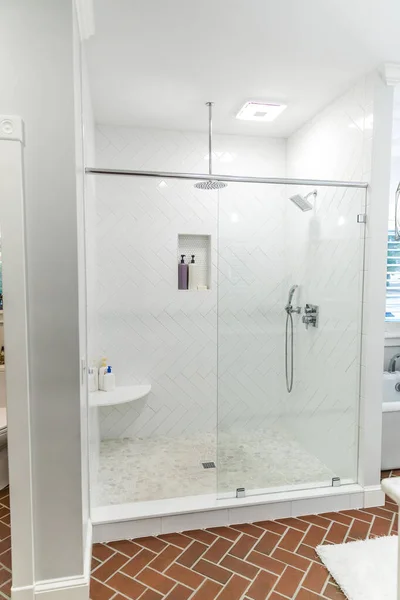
(0, 367, 8, 489)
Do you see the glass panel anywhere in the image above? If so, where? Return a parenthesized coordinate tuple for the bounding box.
(217, 183, 365, 498)
(88, 175, 219, 508)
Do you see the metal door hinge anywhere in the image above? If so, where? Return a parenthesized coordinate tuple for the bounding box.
(81, 356, 87, 386)
(357, 214, 367, 223)
(332, 477, 341, 487)
(236, 487, 246, 498)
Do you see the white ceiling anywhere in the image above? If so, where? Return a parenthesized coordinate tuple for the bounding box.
(86, 0, 400, 137)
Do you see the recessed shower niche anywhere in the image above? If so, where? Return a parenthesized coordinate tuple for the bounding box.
(177, 234, 211, 290)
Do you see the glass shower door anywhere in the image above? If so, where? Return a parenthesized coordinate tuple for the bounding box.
(216, 182, 366, 499)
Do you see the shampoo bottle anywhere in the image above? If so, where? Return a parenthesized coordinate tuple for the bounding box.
(88, 368, 97, 393)
(99, 358, 107, 391)
(178, 254, 188, 290)
(188, 255, 201, 290)
(103, 366, 116, 392)
(91, 361, 99, 391)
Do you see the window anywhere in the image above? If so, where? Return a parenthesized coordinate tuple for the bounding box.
(386, 229, 400, 320)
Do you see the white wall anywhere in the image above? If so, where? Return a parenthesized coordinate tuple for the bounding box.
(286, 73, 393, 487)
(88, 72, 391, 503)
(90, 128, 286, 440)
(284, 76, 374, 479)
(0, 0, 88, 584)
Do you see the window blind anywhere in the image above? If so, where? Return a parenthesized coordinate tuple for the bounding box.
(386, 229, 400, 320)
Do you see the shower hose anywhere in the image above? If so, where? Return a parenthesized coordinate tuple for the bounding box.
(285, 310, 294, 393)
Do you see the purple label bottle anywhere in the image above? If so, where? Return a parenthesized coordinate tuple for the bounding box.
(178, 255, 188, 290)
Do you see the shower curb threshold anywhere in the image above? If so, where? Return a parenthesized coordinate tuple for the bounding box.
(92, 484, 384, 543)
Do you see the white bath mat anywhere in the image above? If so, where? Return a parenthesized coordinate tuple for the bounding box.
(317, 536, 397, 600)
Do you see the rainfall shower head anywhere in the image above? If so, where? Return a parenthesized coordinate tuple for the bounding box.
(195, 102, 228, 191)
(289, 190, 317, 212)
(194, 180, 227, 190)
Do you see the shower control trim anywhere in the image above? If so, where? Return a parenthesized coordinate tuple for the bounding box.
(302, 304, 319, 329)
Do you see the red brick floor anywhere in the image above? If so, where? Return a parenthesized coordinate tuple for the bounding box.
(0, 487, 11, 599)
(0, 474, 397, 599)
(90, 470, 399, 600)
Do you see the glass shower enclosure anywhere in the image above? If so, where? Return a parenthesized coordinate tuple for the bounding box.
(86, 170, 366, 514)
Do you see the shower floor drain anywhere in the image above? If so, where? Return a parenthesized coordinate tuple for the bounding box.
(202, 461, 216, 469)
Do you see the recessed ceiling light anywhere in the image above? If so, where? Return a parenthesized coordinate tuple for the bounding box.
(236, 101, 287, 122)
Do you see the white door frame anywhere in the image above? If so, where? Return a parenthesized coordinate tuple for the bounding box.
(0, 116, 35, 598)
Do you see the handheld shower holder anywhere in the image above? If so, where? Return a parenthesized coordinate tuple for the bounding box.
(285, 304, 301, 315)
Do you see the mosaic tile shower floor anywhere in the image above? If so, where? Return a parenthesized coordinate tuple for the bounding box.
(97, 428, 335, 505)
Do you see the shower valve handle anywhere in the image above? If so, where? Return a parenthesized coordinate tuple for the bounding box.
(302, 304, 319, 329)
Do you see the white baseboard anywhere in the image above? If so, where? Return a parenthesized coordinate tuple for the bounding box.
(93, 485, 372, 543)
(34, 577, 89, 600)
(12, 521, 92, 600)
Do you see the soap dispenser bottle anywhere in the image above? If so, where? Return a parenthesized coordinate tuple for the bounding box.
(99, 358, 107, 391)
(103, 366, 116, 392)
(188, 255, 201, 290)
(88, 368, 97, 393)
(178, 254, 188, 290)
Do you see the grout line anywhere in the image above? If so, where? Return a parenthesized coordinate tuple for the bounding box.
(365, 514, 375, 539)
(127, 566, 180, 596)
(91, 575, 126, 598)
(342, 518, 355, 543)
(91, 550, 117, 574)
(292, 560, 312, 600)
(293, 522, 311, 554)
(390, 511, 397, 535)
(104, 541, 142, 559)
(320, 519, 334, 545)
(198, 556, 257, 581)
(111, 589, 132, 600)
(213, 533, 243, 565)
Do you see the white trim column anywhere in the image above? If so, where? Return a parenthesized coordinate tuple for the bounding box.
(358, 64, 399, 496)
(0, 116, 35, 597)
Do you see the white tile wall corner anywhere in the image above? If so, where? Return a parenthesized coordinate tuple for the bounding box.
(283, 74, 377, 483)
(360, 79, 394, 487)
(90, 128, 287, 442)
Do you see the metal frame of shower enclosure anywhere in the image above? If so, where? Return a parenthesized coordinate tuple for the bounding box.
(85, 167, 369, 189)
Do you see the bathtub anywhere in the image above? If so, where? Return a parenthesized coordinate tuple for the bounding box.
(382, 371, 400, 470)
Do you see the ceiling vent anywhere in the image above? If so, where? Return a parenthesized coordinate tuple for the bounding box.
(236, 101, 287, 122)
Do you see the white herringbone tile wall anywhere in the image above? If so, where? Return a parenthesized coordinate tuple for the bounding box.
(88, 72, 376, 496)
(283, 75, 374, 481)
(91, 129, 286, 442)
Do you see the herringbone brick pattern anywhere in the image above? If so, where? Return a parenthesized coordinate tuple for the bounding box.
(0, 487, 11, 599)
(90, 470, 399, 600)
(0, 475, 397, 599)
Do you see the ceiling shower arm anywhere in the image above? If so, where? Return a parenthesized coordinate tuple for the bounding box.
(207, 101, 214, 176)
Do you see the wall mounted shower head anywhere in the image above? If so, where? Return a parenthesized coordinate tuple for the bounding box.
(289, 190, 317, 212)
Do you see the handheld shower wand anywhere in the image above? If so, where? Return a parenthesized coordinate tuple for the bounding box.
(285, 284, 301, 393)
(285, 284, 301, 314)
